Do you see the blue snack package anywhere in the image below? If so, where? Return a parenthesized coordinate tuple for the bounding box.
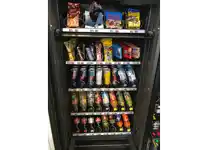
(105, 12, 123, 29)
(125, 65, 137, 87)
(112, 44, 122, 60)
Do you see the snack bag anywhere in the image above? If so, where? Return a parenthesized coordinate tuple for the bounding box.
(67, 2, 80, 27)
(124, 42, 140, 59)
(112, 44, 122, 60)
(120, 42, 132, 60)
(79, 92, 87, 112)
(96, 66, 103, 86)
(126, 8, 140, 29)
(116, 91, 125, 111)
(101, 115, 109, 132)
(125, 65, 137, 87)
(116, 114, 123, 131)
(95, 41, 103, 61)
(95, 92, 102, 112)
(72, 92, 79, 112)
(88, 66, 95, 87)
(64, 38, 77, 61)
(105, 12, 122, 29)
(76, 43, 85, 61)
(122, 114, 131, 131)
(71, 66, 78, 87)
(117, 66, 128, 87)
(80, 66, 87, 88)
(109, 91, 118, 111)
(101, 91, 110, 111)
(101, 38, 113, 62)
(87, 92, 95, 112)
(111, 66, 119, 87)
(103, 66, 111, 87)
(123, 91, 133, 111)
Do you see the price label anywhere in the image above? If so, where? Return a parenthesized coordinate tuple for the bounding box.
(121, 107, 125, 111)
(127, 129, 131, 132)
(95, 29, 98, 32)
(91, 61, 95, 65)
(129, 107, 133, 111)
(119, 128, 123, 131)
(90, 29, 95, 32)
(69, 29, 73, 32)
(115, 30, 119, 33)
(130, 30, 133, 33)
(114, 108, 118, 111)
(135, 30, 138, 33)
(110, 29, 114, 33)
(75, 29, 78, 32)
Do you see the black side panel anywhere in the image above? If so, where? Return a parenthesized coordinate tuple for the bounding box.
(49, 0, 72, 149)
(133, 5, 160, 150)
(48, 51, 62, 150)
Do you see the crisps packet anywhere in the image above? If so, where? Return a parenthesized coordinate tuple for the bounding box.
(67, 2, 80, 28)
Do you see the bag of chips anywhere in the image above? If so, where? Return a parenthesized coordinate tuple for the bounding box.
(67, 2, 80, 28)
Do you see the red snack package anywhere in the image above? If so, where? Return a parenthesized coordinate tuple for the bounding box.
(67, 2, 80, 27)
(124, 42, 140, 59)
(120, 43, 132, 60)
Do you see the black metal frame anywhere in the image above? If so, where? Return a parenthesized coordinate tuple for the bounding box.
(48, 0, 160, 150)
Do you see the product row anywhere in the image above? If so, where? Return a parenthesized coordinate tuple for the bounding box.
(64, 38, 140, 61)
(66, 2, 140, 29)
(71, 65, 137, 88)
(72, 91, 134, 112)
(73, 114, 132, 133)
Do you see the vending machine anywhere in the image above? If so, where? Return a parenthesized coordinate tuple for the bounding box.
(48, 0, 160, 150)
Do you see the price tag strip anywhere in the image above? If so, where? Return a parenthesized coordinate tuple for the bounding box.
(62, 28, 145, 34)
(72, 132, 132, 136)
(68, 88, 137, 92)
(71, 111, 134, 116)
(66, 61, 141, 65)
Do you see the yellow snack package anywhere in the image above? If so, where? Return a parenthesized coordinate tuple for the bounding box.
(126, 8, 141, 29)
(101, 38, 113, 62)
(64, 38, 77, 61)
